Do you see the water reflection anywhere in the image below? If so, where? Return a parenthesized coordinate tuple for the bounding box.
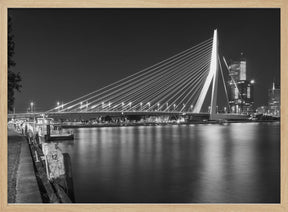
(57, 122, 280, 203)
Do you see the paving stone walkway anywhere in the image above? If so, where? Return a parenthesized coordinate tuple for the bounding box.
(12, 130, 42, 203)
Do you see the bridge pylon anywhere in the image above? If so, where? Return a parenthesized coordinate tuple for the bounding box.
(193, 29, 219, 120)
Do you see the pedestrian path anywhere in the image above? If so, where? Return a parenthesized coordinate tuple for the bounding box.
(13, 130, 42, 203)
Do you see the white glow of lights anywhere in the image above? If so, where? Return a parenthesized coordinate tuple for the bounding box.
(91, 105, 97, 109)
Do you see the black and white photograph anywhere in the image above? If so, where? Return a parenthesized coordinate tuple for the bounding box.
(7, 8, 280, 204)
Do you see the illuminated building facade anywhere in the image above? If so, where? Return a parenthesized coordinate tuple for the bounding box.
(267, 82, 280, 117)
(227, 53, 254, 114)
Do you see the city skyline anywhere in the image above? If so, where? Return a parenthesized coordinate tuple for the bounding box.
(9, 9, 280, 112)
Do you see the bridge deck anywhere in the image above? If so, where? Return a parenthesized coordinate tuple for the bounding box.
(8, 111, 248, 120)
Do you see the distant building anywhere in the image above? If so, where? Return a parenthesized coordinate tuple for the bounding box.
(267, 82, 280, 117)
(227, 53, 254, 114)
(256, 105, 268, 115)
(256, 82, 280, 117)
(229, 55, 246, 81)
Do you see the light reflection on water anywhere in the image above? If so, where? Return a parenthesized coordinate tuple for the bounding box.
(57, 122, 280, 203)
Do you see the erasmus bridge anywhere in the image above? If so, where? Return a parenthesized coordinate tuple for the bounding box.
(9, 30, 248, 121)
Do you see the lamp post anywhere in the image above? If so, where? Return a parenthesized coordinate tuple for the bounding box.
(157, 103, 160, 111)
(57, 101, 60, 112)
(122, 102, 125, 111)
(30, 102, 34, 113)
(140, 102, 143, 111)
(147, 102, 151, 111)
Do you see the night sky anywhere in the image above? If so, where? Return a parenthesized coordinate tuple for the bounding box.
(9, 9, 280, 112)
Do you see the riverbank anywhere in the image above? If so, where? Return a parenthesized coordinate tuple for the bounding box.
(8, 124, 75, 203)
(8, 128, 22, 203)
(8, 127, 42, 203)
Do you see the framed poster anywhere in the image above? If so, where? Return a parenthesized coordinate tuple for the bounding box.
(0, 0, 287, 211)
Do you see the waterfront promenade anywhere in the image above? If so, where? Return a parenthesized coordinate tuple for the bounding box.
(8, 127, 42, 203)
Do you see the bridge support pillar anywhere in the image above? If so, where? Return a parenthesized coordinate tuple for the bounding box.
(192, 29, 219, 120)
(209, 29, 219, 120)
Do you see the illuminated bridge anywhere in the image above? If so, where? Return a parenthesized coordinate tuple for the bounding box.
(9, 30, 248, 121)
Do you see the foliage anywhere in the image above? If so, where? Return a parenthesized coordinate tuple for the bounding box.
(8, 15, 21, 112)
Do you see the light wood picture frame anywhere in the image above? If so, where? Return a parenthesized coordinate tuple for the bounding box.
(0, 0, 287, 211)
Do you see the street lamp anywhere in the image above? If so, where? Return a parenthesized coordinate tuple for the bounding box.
(122, 102, 125, 111)
(173, 104, 176, 111)
(148, 102, 151, 111)
(157, 102, 160, 111)
(30, 102, 34, 113)
(57, 101, 60, 112)
(140, 102, 143, 111)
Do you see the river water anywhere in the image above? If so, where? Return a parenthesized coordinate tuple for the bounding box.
(57, 122, 280, 203)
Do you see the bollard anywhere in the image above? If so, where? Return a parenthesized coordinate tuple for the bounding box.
(46, 124, 51, 142)
(35, 150, 40, 162)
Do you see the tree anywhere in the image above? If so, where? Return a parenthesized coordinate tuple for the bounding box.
(8, 15, 21, 112)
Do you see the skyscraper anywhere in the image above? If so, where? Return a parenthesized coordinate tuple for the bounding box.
(229, 53, 247, 81)
(227, 53, 254, 114)
(268, 82, 280, 117)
